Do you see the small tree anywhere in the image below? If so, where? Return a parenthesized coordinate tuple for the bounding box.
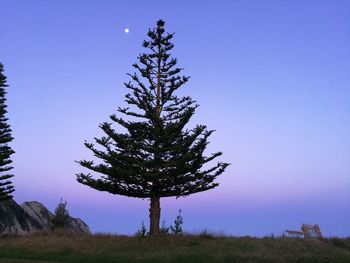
(136, 221, 148, 237)
(170, 209, 183, 234)
(51, 199, 70, 229)
(0, 63, 15, 201)
(160, 220, 170, 234)
(76, 20, 229, 236)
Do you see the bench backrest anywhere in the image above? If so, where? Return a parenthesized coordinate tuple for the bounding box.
(301, 224, 323, 240)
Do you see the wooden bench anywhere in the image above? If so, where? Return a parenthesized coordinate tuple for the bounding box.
(286, 224, 324, 241)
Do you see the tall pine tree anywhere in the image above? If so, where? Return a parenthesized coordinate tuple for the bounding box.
(77, 20, 229, 236)
(0, 63, 15, 201)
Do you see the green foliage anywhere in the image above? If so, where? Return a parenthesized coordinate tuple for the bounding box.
(170, 209, 183, 235)
(76, 19, 229, 199)
(0, 63, 15, 202)
(160, 220, 170, 234)
(51, 199, 70, 229)
(136, 221, 148, 238)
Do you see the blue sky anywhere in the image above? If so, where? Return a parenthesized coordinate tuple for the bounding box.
(1, 0, 349, 236)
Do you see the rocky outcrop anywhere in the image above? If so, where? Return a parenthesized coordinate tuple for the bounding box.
(0, 199, 43, 234)
(0, 199, 90, 235)
(21, 201, 53, 231)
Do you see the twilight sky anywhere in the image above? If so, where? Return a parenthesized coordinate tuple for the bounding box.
(1, 0, 349, 236)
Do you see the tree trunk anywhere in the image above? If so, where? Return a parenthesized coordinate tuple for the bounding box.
(149, 197, 160, 236)
(148, 26, 162, 238)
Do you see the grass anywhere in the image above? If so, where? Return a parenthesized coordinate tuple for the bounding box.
(0, 232, 349, 263)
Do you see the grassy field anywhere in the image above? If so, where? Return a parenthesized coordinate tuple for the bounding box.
(0, 232, 349, 263)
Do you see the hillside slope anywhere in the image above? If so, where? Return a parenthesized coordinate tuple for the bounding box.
(0, 234, 349, 263)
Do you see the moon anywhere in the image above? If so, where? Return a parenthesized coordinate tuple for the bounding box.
(124, 28, 130, 33)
